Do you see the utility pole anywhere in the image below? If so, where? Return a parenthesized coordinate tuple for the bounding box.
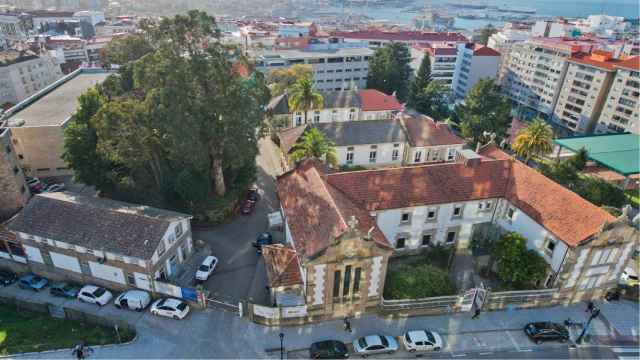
(576, 307, 600, 344)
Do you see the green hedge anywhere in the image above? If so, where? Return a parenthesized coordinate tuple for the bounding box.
(384, 264, 457, 299)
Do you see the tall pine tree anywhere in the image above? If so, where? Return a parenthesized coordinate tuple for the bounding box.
(407, 54, 431, 109)
(366, 42, 412, 101)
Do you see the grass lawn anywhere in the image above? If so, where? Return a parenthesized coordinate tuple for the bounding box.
(0, 304, 135, 355)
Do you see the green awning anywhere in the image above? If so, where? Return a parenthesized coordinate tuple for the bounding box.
(554, 133, 640, 176)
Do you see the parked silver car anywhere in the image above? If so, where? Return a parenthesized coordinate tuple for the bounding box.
(352, 335, 398, 357)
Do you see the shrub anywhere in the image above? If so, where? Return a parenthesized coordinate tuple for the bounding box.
(384, 264, 457, 299)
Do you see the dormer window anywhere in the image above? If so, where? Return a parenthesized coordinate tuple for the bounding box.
(175, 222, 183, 238)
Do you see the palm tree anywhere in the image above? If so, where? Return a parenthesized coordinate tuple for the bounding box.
(289, 128, 338, 167)
(512, 118, 554, 164)
(288, 76, 323, 125)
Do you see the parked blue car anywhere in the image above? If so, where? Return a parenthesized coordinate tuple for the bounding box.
(18, 274, 48, 291)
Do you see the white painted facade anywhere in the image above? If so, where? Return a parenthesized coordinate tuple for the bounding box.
(406, 145, 462, 165)
(0, 54, 63, 105)
(49, 251, 81, 273)
(292, 107, 359, 127)
(452, 45, 500, 99)
(89, 261, 126, 284)
(338, 142, 405, 167)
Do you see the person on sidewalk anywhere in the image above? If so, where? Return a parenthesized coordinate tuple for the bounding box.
(586, 301, 594, 313)
(471, 308, 481, 319)
(72, 343, 85, 359)
(344, 317, 352, 333)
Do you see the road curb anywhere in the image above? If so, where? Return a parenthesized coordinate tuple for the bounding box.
(1, 331, 139, 358)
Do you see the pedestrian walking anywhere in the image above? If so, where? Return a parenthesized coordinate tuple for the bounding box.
(586, 300, 594, 313)
(471, 308, 481, 319)
(72, 344, 84, 360)
(344, 317, 352, 333)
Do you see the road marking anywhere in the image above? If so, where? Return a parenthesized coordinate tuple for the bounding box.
(452, 353, 467, 357)
(613, 347, 638, 353)
(505, 331, 521, 351)
(479, 352, 493, 355)
(518, 349, 533, 352)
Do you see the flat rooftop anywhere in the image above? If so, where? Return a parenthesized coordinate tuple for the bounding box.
(256, 47, 373, 60)
(554, 133, 640, 176)
(5, 71, 110, 127)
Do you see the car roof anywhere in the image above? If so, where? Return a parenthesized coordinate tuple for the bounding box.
(202, 256, 217, 265)
(123, 290, 149, 298)
(81, 285, 99, 292)
(363, 335, 382, 346)
(162, 298, 183, 307)
(407, 330, 429, 342)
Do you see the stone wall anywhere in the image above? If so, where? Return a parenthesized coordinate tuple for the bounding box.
(0, 128, 30, 222)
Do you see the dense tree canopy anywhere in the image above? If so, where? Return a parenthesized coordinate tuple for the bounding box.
(63, 11, 269, 218)
(290, 128, 338, 167)
(407, 54, 431, 108)
(100, 34, 154, 66)
(511, 118, 554, 163)
(458, 78, 511, 146)
(478, 24, 498, 45)
(491, 232, 547, 289)
(267, 64, 313, 96)
(367, 42, 412, 102)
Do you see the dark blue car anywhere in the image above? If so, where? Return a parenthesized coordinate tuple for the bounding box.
(254, 232, 273, 254)
(18, 274, 48, 291)
(50, 282, 80, 298)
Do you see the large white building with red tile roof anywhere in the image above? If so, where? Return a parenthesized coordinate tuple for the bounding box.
(275, 146, 637, 318)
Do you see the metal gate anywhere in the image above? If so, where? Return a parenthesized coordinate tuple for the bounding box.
(206, 297, 241, 315)
(459, 284, 488, 312)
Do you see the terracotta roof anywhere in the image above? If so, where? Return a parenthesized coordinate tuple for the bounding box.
(232, 62, 250, 78)
(326, 160, 510, 211)
(400, 113, 465, 147)
(7, 192, 191, 259)
(505, 161, 615, 247)
(473, 45, 500, 56)
(276, 160, 390, 259)
(262, 244, 303, 288)
(616, 56, 640, 71)
(277, 125, 307, 154)
(330, 30, 468, 43)
(569, 52, 621, 71)
(324, 157, 614, 247)
(358, 89, 402, 112)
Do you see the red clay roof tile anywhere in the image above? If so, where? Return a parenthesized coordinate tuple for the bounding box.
(262, 244, 303, 288)
(358, 89, 403, 112)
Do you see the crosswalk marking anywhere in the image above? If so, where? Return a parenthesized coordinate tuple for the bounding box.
(612, 346, 640, 360)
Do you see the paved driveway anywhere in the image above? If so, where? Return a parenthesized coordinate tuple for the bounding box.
(192, 138, 284, 306)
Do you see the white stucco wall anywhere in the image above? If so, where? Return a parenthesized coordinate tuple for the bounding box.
(407, 145, 463, 164)
(88, 261, 126, 284)
(24, 244, 44, 263)
(336, 142, 404, 167)
(496, 199, 568, 272)
(375, 199, 499, 250)
(49, 251, 81, 273)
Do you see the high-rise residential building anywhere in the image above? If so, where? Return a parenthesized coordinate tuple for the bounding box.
(410, 43, 459, 88)
(502, 38, 597, 120)
(0, 50, 63, 106)
(552, 51, 619, 134)
(487, 23, 531, 83)
(595, 57, 640, 134)
(452, 43, 500, 99)
(253, 47, 373, 92)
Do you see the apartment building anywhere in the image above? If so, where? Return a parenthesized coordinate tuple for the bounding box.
(330, 30, 468, 49)
(410, 44, 458, 88)
(502, 38, 596, 119)
(0, 50, 63, 106)
(3, 68, 110, 177)
(5, 192, 194, 292)
(487, 23, 530, 83)
(552, 51, 619, 134)
(0, 127, 30, 222)
(595, 57, 640, 134)
(276, 147, 637, 318)
(254, 47, 373, 91)
(0, 13, 28, 48)
(452, 43, 500, 99)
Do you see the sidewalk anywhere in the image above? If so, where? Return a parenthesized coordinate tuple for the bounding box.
(3, 281, 637, 358)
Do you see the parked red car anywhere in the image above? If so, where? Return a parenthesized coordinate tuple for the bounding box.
(240, 188, 259, 215)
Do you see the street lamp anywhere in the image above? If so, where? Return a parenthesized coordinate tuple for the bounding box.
(279, 332, 285, 360)
(576, 307, 600, 344)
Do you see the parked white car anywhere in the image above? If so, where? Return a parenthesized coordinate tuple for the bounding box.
(352, 335, 398, 356)
(150, 298, 190, 319)
(114, 290, 151, 311)
(402, 330, 443, 352)
(195, 255, 218, 281)
(77, 285, 113, 306)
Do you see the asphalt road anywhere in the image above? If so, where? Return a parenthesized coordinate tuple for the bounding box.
(192, 138, 284, 306)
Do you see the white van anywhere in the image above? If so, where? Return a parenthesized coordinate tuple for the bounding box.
(195, 256, 218, 281)
(114, 289, 152, 311)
